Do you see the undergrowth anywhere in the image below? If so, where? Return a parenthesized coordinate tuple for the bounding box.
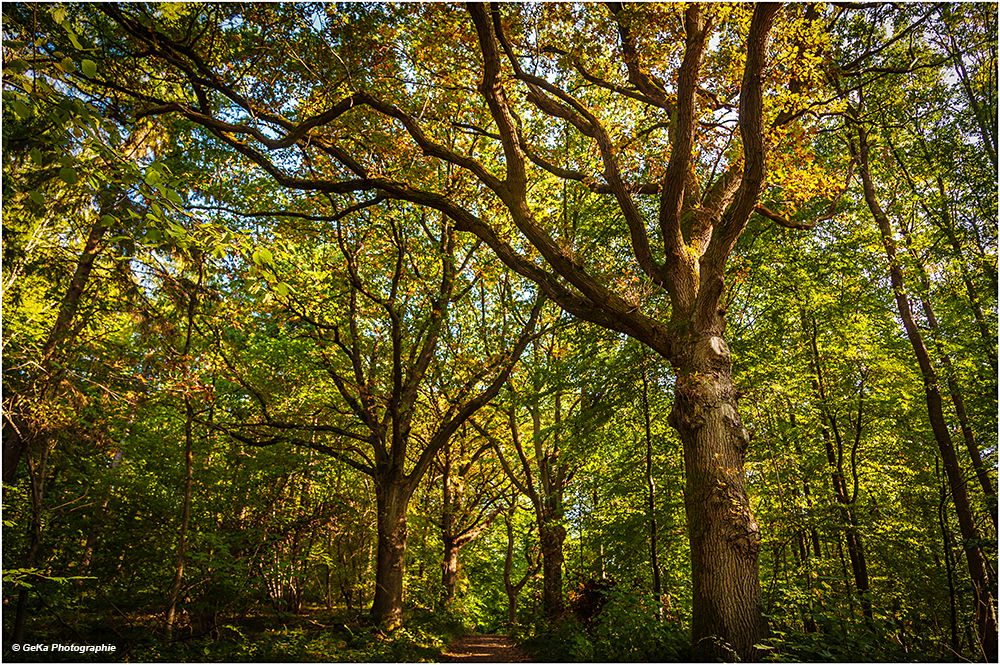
(4, 606, 469, 663)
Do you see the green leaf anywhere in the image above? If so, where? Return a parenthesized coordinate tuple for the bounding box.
(28, 190, 45, 206)
(58, 167, 78, 184)
(81, 59, 97, 78)
(29, 148, 43, 165)
(6, 58, 28, 73)
(64, 27, 84, 51)
(10, 99, 30, 119)
(60, 56, 76, 73)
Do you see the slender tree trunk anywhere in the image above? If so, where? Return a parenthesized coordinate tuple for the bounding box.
(817, 421, 872, 621)
(165, 395, 195, 635)
(669, 333, 765, 661)
(803, 311, 873, 620)
(933, 177, 998, 373)
(642, 358, 663, 605)
(790, 416, 821, 560)
(440, 447, 458, 605)
(504, 517, 519, 626)
(897, 221, 997, 528)
(12, 444, 48, 643)
(891, 140, 998, 379)
(945, 29, 998, 170)
(371, 479, 409, 628)
(4, 209, 111, 484)
(40, 212, 111, 365)
(856, 124, 998, 660)
(165, 271, 201, 636)
(939, 458, 961, 655)
(502, 509, 537, 627)
(80, 495, 112, 576)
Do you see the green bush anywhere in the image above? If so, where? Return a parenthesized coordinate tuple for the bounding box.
(589, 586, 689, 662)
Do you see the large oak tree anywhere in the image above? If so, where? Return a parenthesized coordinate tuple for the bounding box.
(67, 2, 845, 657)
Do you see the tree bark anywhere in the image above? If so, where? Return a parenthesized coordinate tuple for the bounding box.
(539, 521, 567, 619)
(441, 538, 459, 604)
(669, 333, 766, 661)
(371, 479, 410, 628)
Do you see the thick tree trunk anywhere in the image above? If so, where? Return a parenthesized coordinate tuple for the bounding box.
(441, 538, 459, 605)
(539, 522, 566, 619)
(669, 333, 765, 661)
(539, 521, 566, 619)
(371, 480, 409, 628)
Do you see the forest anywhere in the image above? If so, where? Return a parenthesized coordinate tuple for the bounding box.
(1, 2, 997, 663)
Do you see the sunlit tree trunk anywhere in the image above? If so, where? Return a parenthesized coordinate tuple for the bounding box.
(670, 332, 766, 660)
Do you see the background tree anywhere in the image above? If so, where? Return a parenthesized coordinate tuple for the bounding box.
(2, 3, 995, 662)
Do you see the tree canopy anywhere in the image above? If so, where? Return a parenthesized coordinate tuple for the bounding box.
(2, 2, 997, 662)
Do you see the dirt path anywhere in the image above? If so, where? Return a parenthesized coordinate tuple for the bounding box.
(442, 633, 532, 662)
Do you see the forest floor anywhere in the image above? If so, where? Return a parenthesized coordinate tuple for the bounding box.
(443, 633, 533, 662)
